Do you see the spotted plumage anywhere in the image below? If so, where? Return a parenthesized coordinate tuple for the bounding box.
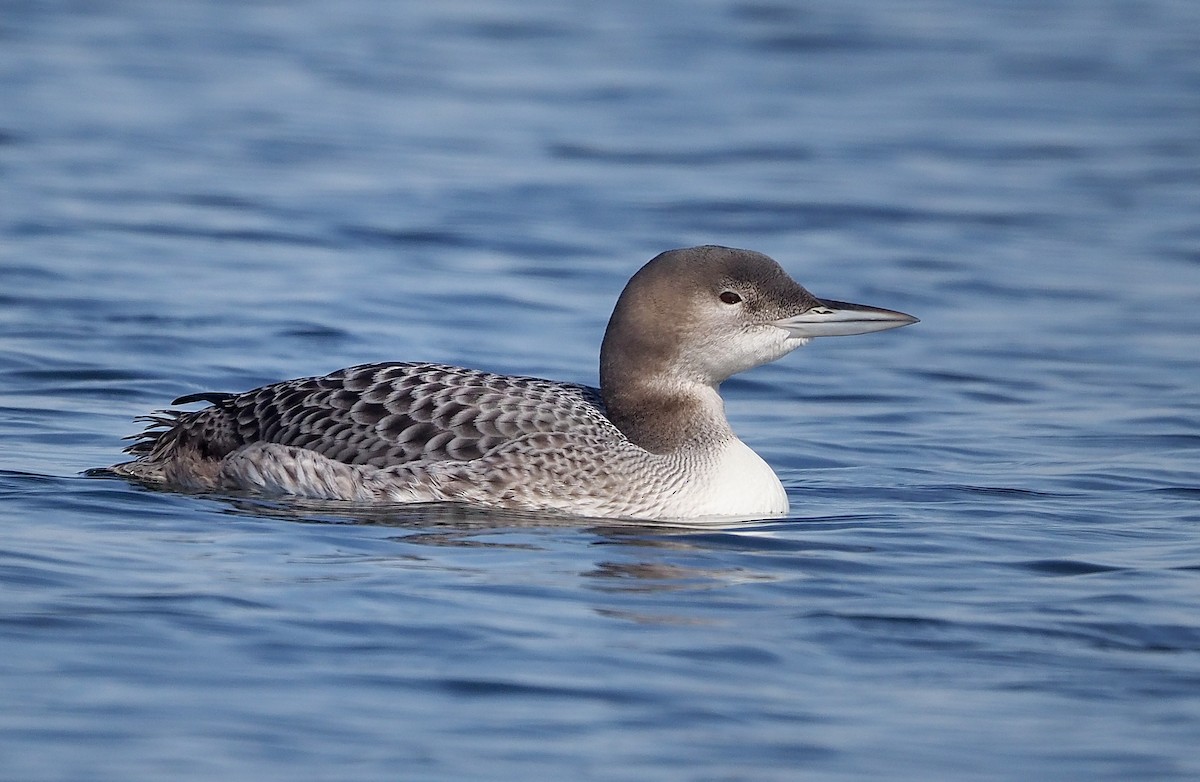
(124, 362, 607, 469)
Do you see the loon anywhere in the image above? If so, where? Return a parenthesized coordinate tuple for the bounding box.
(111, 246, 917, 521)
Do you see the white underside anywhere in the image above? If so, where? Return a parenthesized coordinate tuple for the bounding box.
(669, 437, 788, 518)
(215, 433, 789, 522)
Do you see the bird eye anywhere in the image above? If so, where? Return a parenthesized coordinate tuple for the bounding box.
(719, 291, 742, 305)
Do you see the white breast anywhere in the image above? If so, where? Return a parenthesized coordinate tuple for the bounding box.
(670, 438, 789, 518)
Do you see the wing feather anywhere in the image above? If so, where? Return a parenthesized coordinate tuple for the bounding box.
(127, 362, 613, 469)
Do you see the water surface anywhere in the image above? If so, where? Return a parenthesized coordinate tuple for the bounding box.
(2, 1, 1199, 780)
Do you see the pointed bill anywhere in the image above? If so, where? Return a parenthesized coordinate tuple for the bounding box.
(774, 299, 919, 338)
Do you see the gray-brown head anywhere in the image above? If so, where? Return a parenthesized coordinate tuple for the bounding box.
(599, 245, 917, 449)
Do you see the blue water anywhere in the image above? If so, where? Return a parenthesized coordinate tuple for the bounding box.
(3, 1, 1200, 779)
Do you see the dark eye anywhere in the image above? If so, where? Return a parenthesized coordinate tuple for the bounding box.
(719, 291, 742, 305)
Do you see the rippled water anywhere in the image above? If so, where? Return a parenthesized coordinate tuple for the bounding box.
(3, 1, 1200, 779)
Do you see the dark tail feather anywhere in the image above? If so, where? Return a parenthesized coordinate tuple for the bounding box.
(172, 391, 235, 407)
(110, 391, 234, 486)
(121, 411, 185, 456)
(123, 390, 233, 456)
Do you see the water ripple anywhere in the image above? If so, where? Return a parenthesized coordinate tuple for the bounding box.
(4, 0, 1200, 780)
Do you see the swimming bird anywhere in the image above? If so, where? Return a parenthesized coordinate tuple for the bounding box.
(112, 246, 917, 521)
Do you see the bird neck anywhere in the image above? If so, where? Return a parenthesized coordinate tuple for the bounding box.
(600, 357, 733, 454)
